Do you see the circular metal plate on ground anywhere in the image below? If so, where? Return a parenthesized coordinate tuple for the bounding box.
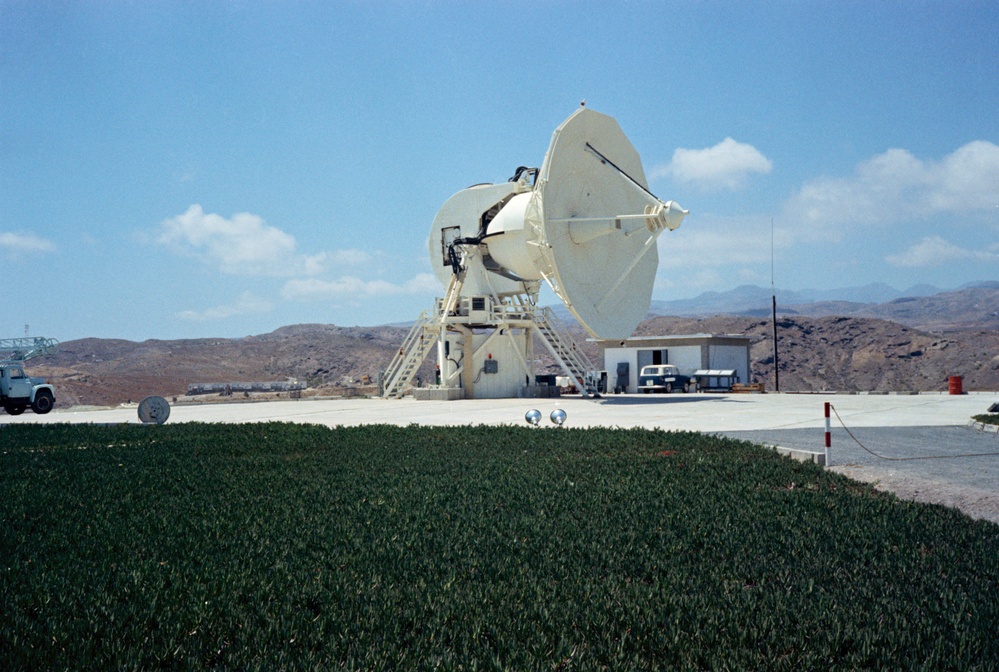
(138, 396, 171, 424)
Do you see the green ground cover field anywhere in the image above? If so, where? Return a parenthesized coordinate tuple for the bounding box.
(2, 423, 997, 670)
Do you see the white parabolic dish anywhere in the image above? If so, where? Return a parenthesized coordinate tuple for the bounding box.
(431, 107, 687, 341)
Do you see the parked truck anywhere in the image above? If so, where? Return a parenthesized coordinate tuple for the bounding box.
(0, 337, 58, 415)
(1, 363, 55, 414)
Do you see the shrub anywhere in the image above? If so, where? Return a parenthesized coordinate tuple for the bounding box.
(973, 413, 999, 426)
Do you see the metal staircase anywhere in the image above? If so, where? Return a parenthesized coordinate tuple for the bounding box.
(438, 273, 465, 323)
(380, 272, 468, 399)
(533, 307, 594, 392)
(380, 311, 439, 399)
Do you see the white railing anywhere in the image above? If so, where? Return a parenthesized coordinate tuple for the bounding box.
(533, 308, 593, 392)
(381, 311, 438, 398)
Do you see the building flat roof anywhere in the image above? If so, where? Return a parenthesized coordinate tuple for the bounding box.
(590, 333, 751, 346)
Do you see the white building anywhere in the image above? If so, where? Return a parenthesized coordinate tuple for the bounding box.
(596, 334, 752, 393)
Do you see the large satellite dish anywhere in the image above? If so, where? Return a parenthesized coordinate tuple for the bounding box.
(385, 106, 687, 400)
(430, 107, 686, 340)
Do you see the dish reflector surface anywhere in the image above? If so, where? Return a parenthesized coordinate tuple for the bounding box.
(530, 108, 665, 340)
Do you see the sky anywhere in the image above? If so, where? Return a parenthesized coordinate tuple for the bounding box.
(2, 1, 998, 342)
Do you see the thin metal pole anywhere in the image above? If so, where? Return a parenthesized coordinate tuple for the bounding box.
(824, 402, 832, 466)
(771, 218, 779, 393)
(772, 295, 779, 393)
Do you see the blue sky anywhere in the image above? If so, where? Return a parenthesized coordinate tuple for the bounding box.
(2, 1, 997, 342)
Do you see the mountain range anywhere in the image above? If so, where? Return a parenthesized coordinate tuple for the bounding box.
(647, 281, 999, 329)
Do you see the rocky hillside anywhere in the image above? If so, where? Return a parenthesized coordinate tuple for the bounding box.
(30, 324, 434, 408)
(21, 313, 999, 409)
(634, 316, 999, 393)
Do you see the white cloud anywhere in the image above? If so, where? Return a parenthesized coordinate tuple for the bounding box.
(281, 273, 441, 301)
(329, 249, 372, 266)
(0, 231, 55, 253)
(177, 291, 273, 322)
(299, 248, 373, 275)
(403, 273, 443, 294)
(654, 138, 772, 191)
(158, 205, 436, 317)
(784, 141, 999, 237)
(885, 236, 999, 268)
(158, 204, 331, 276)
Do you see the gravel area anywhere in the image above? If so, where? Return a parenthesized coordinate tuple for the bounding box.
(723, 425, 999, 524)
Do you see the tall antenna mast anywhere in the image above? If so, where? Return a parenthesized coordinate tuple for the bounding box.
(770, 218, 779, 392)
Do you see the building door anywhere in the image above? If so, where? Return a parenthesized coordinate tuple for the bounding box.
(637, 349, 668, 370)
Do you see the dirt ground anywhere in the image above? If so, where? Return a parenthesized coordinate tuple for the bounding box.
(724, 424, 999, 525)
(831, 464, 999, 524)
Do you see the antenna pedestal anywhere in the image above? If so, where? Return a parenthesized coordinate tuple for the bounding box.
(381, 290, 594, 400)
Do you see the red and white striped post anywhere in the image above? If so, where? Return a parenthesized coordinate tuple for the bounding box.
(824, 402, 832, 466)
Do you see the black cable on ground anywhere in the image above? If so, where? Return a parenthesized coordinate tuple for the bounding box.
(830, 404, 999, 461)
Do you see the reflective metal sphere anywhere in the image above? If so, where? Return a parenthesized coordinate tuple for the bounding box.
(550, 408, 567, 426)
(525, 409, 542, 426)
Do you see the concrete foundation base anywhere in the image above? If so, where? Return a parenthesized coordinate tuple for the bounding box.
(520, 385, 561, 399)
(772, 445, 826, 466)
(413, 387, 465, 401)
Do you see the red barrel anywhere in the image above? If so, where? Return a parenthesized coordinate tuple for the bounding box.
(948, 376, 963, 395)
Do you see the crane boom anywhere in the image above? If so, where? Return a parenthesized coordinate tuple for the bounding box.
(0, 337, 60, 362)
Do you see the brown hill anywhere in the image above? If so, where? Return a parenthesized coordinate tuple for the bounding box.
(31, 324, 433, 408)
(634, 316, 999, 393)
(22, 314, 999, 409)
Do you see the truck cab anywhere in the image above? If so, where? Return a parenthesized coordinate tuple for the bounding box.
(637, 364, 695, 394)
(1, 363, 55, 415)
